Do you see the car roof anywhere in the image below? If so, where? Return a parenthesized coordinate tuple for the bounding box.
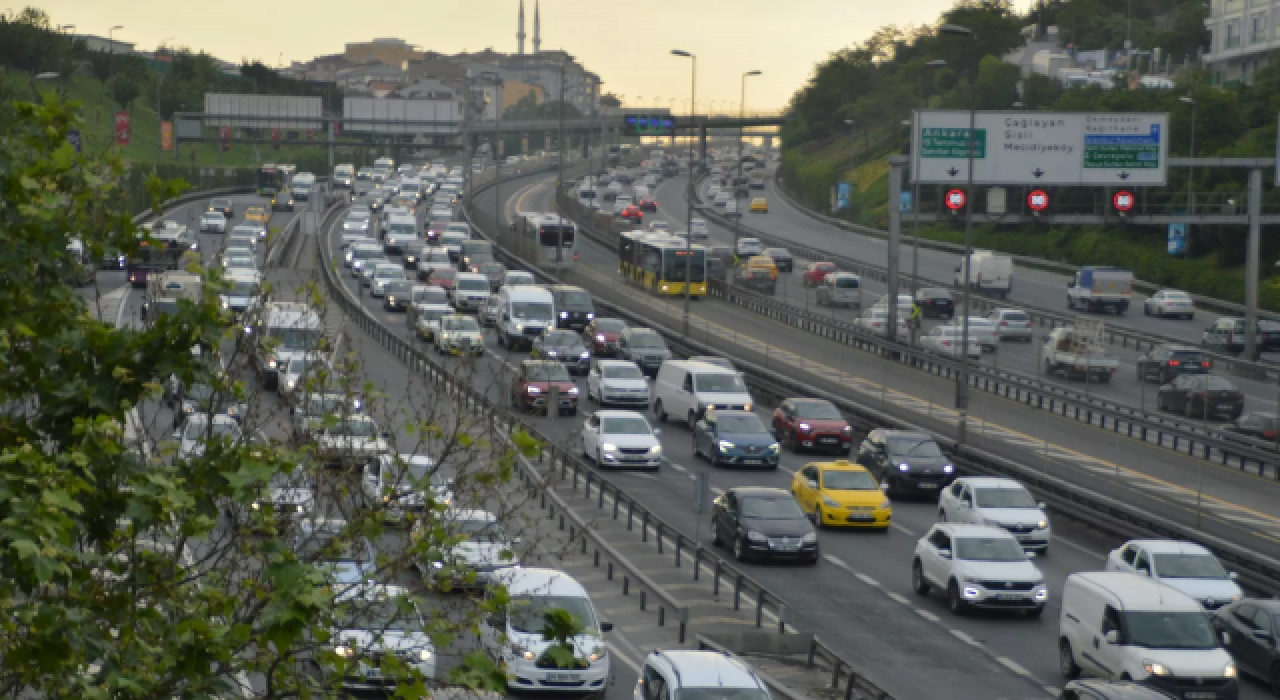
(445, 508, 496, 522)
(730, 486, 790, 497)
(936, 523, 1016, 538)
(809, 460, 869, 474)
(595, 409, 648, 419)
(495, 567, 590, 597)
(650, 650, 763, 690)
(879, 429, 931, 439)
(1124, 539, 1213, 555)
(957, 476, 1025, 490)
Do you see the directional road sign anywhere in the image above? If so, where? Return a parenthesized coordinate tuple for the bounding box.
(911, 111, 1168, 186)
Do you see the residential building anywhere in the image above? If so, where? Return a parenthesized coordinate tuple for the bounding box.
(344, 38, 423, 68)
(71, 34, 135, 54)
(1203, 0, 1276, 84)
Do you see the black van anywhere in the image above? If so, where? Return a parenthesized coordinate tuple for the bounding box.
(548, 285, 595, 331)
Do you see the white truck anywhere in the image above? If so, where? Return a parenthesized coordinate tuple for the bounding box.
(252, 301, 325, 391)
(1039, 319, 1118, 382)
(953, 250, 1013, 298)
(1066, 266, 1133, 314)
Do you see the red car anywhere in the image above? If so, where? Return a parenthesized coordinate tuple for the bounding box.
(772, 398, 853, 454)
(512, 360, 579, 415)
(637, 199, 658, 212)
(802, 262, 838, 288)
(583, 317, 627, 356)
(618, 205, 644, 224)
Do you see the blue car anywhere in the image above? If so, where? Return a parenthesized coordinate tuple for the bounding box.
(692, 409, 780, 469)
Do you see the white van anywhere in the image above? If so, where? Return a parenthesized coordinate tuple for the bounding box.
(383, 214, 419, 255)
(482, 567, 612, 694)
(816, 272, 862, 308)
(496, 285, 556, 351)
(1058, 572, 1238, 695)
(653, 360, 753, 427)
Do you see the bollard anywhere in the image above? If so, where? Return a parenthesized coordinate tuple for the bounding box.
(581, 535, 588, 554)
(641, 512, 649, 542)
(627, 500, 634, 530)
(733, 574, 742, 610)
(778, 603, 787, 634)
(598, 482, 606, 509)
(674, 537, 681, 568)
(679, 609, 688, 644)
(712, 558, 720, 594)
(623, 576, 630, 595)
(640, 590, 646, 611)
(607, 561, 614, 581)
(808, 637, 819, 669)
(594, 549, 600, 567)
(548, 385, 560, 422)
(755, 589, 765, 627)
(611, 491, 619, 518)
(585, 472, 593, 499)
(658, 605, 665, 626)
(844, 670, 858, 700)
(656, 524, 664, 553)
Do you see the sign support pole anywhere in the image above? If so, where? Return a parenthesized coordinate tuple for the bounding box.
(956, 105, 974, 445)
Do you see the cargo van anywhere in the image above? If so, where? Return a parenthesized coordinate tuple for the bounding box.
(291, 172, 316, 201)
(332, 164, 355, 189)
(1068, 267, 1134, 314)
(1058, 572, 1238, 698)
(548, 285, 595, 330)
(954, 250, 1014, 298)
(496, 285, 556, 351)
(653, 360, 753, 427)
(816, 272, 862, 308)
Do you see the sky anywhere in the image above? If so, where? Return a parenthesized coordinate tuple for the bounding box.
(33, 0, 1031, 110)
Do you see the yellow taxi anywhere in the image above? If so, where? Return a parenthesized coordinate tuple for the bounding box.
(744, 255, 778, 280)
(749, 197, 769, 213)
(244, 206, 269, 225)
(790, 460, 891, 530)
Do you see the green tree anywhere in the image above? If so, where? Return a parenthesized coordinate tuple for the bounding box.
(598, 93, 621, 108)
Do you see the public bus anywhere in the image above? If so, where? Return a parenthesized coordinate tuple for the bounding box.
(618, 231, 676, 281)
(618, 232, 707, 297)
(516, 212, 577, 270)
(125, 242, 189, 288)
(257, 165, 285, 196)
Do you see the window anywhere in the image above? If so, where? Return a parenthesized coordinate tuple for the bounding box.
(682, 373, 693, 392)
(1134, 550, 1150, 572)
(1249, 607, 1272, 633)
(1102, 605, 1123, 639)
(1121, 546, 1138, 566)
(928, 529, 951, 550)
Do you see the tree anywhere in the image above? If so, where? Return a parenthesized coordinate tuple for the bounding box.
(598, 93, 621, 108)
(973, 54, 1021, 108)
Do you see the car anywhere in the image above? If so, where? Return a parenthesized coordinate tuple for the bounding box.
(690, 218, 710, 241)
(583, 317, 626, 356)
(1144, 289, 1196, 319)
(199, 210, 228, 234)
(360, 453, 440, 522)
(1211, 598, 1280, 691)
(1220, 411, 1279, 446)
(450, 273, 491, 312)
(856, 429, 955, 497)
(415, 247, 454, 280)
(290, 392, 363, 435)
(244, 206, 268, 228)
(478, 261, 506, 292)
(762, 247, 794, 273)
(637, 198, 657, 212)
(912, 524, 1048, 617)
(854, 309, 908, 338)
(711, 487, 818, 563)
(291, 518, 377, 586)
(1201, 317, 1280, 358)
(737, 267, 776, 294)
(585, 358, 649, 407)
(635, 650, 769, 700)
(802, 262, 838, 287)
(616, 327, 672, 377)
(1105, 540, 1243, 610)
(978, 310, 1030, 345)
(413, 508, 517, 587)
(173, 412, 243, 460)
(278, 354, 327, 401)
(954, 316, 999, 351)
(920, 325, 982, 358)
(400, 239, 429, 270)
(207, 198, 234, 219)
(356, 167, 373, 181)
(247, 469, 316, 522)
(369, 263, 407, 298)
(321, 584, 435, 690)
(346, 241, 382, 272)
(270, 188, 295, 212)
(581, 410, 662, 469)
(228, 225, 262, 247)
(501, 270, 536, 289)
(434, 314, 483, 356)
(692, 408, 780, 469)
(1060, 680, 1188, 700)
(171, 382, 246, 428)
(938, 477, 1051, 554)
(772, 398, 853, 454)
(713, 191, 732, 208)
(723, 200, 743, 219)
(618, 205, 644, 224)
(341, 218, 373, 248)
(1157, 374, 1244, 420)
(736, 237, 764, 257)
(310, 415, 391, 466)
(511, 360, 578, 415)
(383, 280, 414, 312)
(790, 460, 891, 530)
(1136, 344, 1211, 383)
(914, 288, 955, 319)
(531, 329, 591, 374)
(749, 197, 769, 213)
(425, 267, 458, 293)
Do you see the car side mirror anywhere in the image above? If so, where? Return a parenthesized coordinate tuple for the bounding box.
(954, 266, 961, 272)
(806, 479, 819, 490)
(1137, 566, 1151, 576)
(937, 549, 952, 559)
(381, 432, 391, 439)
(1104, 630, 1120, 645)
(600, 622, 614, 632)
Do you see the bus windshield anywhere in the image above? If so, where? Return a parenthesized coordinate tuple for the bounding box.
(663, 250, 706, 283)
(538, 225, 575, 247)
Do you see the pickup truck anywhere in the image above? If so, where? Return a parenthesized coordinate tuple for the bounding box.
(1066, 267, 1133, 314)
(1040, 322, 1119, 382)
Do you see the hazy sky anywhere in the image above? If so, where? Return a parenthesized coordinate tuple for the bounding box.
(35, 0, 1031, 110)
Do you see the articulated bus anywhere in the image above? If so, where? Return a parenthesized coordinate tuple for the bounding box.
(126, 242, 192, 288)
(516, 212, 577, 270)
(618, 231, 707, 297)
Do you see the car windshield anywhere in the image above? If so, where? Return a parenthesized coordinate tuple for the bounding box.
(184, 420, 239, 441)
(822, 471, 878, 490)
(414, 289, 448, 304)
(629, 333, 665, 349)
(740, 496, 805, 519)
(1122, 611, 1220, 650)
(333, 594, 418, 631)
(795, 402, 841, 420)
(1154, 553, 1228, 579)
(444, 317, 480, 332)
(679, 690, 770, 700)
(508, 594, 599, 635)
(512, 302, 553, 321)
(334, 419, 378, 438)
(431, 269, 457, 282)
(695, 374, 747, 393)
(227, 279, 257, 296)
(834, 276, 860, 288)
(1164, 291, 1192, 300)
(954, 537, 1026, 561)
(888, 438, 943, 458)
(302, 395, 348, 416)
(602, 416, 651, 434)
(974, 488, 1038, 508)
(507, 275, 535, 286)
(272, 328, 321, 351)
(456, 518, 507, 540)
(375, 267, 404, 279)
(557, 291, 592, 308)
(544, 331, 580, 346)
(526, 363, 571, 381)
(387, 281, 414, 297)
(602, 364, 644, 380)
(457, 279, 488, 291)
(716, 414, 767, 433)
(227, 257, 254, 268)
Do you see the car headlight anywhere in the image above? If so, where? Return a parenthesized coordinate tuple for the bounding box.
(419, 649, 433, 662)
(334, 645, 354, 658)
(797, 423, 812, 432)
(1037, 519, 1048, 529)
(1223, 662, 1237, 678)
(822, 497, 840, 507)
(588, 648, 605, 663)
(601, 443, 618, 453)
(546, 350, 558, 357)
(515, 323, 524, 332)
(287, 379, 297, 390)
(596, 334, 605, 342)
(580, 351, 590, 359)
(1143, 660, 1171, 676)
(388, 296, 396, 304)
(897, 463, 910, 472)
(768, 442, 780, 452)
(221, 299, 229, 309)
(567, 387, 579, 395)
(744, 402, 753, 411)
(268, 359, 278, 369)
(527, 386, 541, 394)
(842, 425, 853, 433)
(801, 532, 818, 543)
(943, 464, 955, 474)
(648, 444, 661, 455)
(717, 440, 735, 451)
(879, 499, 892, 510)
(250, 501, 260, 510)
(746, 530, 766, 542)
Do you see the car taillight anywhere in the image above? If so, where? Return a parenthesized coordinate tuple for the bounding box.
(999, 321, 1008, 326)
(1168, 360, 1181, 367)
(1264, 430, 1277, 439)
(941, 340, 951, 346)
(1201, 361, 1210, 368)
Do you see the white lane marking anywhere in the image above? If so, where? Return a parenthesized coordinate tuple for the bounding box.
(669, 462, 687, 473)
(606, 642, 642, 673)
(113, 285, 131, 328)
(886, 592, 910, 605)
(915, 609, 940, 622)
(950, 629, 980, 646)
(997, 657, 1033, 677)
(855, 573, 879, 588)
(891, 523, 917, 536)
(823, 553, 849, 569)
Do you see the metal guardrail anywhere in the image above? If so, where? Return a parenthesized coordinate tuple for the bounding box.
(696, 635, 890, 700)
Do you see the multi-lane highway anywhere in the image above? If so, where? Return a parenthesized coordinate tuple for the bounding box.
(317, 164, 1276, 699)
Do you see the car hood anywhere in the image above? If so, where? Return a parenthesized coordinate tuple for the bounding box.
(953, 559, 1043, 582)
(976, 508, 1045, 527)
(796, 419, 848, 431)
(601, 378, 648, 391)
(1129, 648, 1234, 677)
(700, 391, 752, 406)
(543, 344, 588, 355)
(892, 455, 949, 472)
(507, 630, 601, 658)
(603, 433, 658, 449)
(333, 628, 433, 657)
(740, 516, 811, 537)
(719, 431, 776, 447)
(318, 435, 390, 455)
(1155, 577, 1242, 604)
(823, 489, 885, 508)
(449, 540, 516, 568)
(267, 486, 314, 509)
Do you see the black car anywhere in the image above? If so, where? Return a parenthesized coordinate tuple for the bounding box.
(856, 429, 955, 497)
(1157, 374, 1245, 420)
(617, 327, 671, 377)
(401, 240, 428, 270)
(383, 280, 414, 312)
(1221, 412, 1278, 445)
(1212, 598, 1280, 695)
(1136, 344, 1211, 383)
(914, 288, 955, 319)
(762, 248, 794, 273)
(531, 330, 591, 375)
(548, 285, 595, 330)
(711, 487, 818, 564)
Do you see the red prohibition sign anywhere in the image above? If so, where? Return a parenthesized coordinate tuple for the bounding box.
(1113, 190, 1135, 212)
(945, 189, 967, 211)
(1028, 189, 1049, 211)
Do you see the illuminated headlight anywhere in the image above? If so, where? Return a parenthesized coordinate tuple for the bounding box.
(388, 296, 396, 305)
(515, 323, 524, 332)
(190, 242, 199, 250)
(546, 350, 558, 357)
(797, 423, 812, 432)
(287, 379, 297, 390)
(601, 443, 618, 453)
(567, 387, 579, 395)
(587, 313, 595, 319)
(1036, 519, 1048, 529)
(334, 645, 354, 657)
(942, 464, 954, 473)
(406, 256, 416, 263)
(743, 402, 752, 411)
(418, 649, 433, 662)
(221, 299, 229, 309)
(527, 386, 541, 394)
(822, 496, 840, 507)
(1143, 660, 1171, 676)
(898, 463, 910, 472)
(183, 404, 194, 413)
(717, 440, 735, 451)
(1223, 662, 1237, 678)
(588, 648, 605, 663)
(268, 359, 278, 369)
(353, 398, 362, 410)
(596, 334, 606, 342)
(226, 406, 238, 415)
(746, 530, 766, 542)
(431, 561, 444, 570)
(842, 425, 853, 433)
(388, 237, 397, 245)
(250, 501, 260, 510)
(580, 351, 590, 359)
(962, 586, 982, 599)
(559, 311, 569, 319)
(648, 445, 662, 455)
(768, 442, 780, 452)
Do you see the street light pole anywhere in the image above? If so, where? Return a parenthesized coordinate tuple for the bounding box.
(939, 23, 978, 444)
(107, 24, 124, 109)
(736, 70, 762, 252)
(672, 49, 696, 338)
(557, 60, 567, 265)
(1180, 95, 1196, 260)
(912, 59, 948, 293)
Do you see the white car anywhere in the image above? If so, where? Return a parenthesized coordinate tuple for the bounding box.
(855, 309, 909, 338)
(341, 217, 372, 247)
(413, 303, 453, 341)
(223, 255, 256, 274)
(937, 477, 1050, 555)
(690, 218, 709, 240)
(200, 211, 227, 233)
(361, 453, 439, 521)
(954, 317, 999, 352)
(986, 308, 1034, 342)
(220, 246, 255, 267)
(346, 242, 383, 271)
(173, 413, 243, 460)
(480, 295, 502, 327)
(414, 508, 518, 587)
(278, 355, 326, 401)
(435, 314, 483, 355)
(713, 191, 732, 208)
(326, 584, 435, 690)
(1103, 539, 1242, 610)
(370, 263, 407, 298)
(585, 359, 650, 407)
(452, 273, 491, 312)
(229, 224, 263, 246)
(581, 410, 662, 469)
(361, 257, 389, 287)
(312, 415, 391, 464)
(920, 325, 981, 359)
(1144, 289, 1196, 319)
(250, 469, 316, 520)
(736, 237, 764, 257)
(912, 523, 1048, 617)
(648, 220, 672, 233)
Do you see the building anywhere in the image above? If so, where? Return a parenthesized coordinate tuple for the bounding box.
(71, 34, 135, 54)
(502, 50, 600, 115)
(503, 79, 546, 108)
(1202, 0, 1275, 84)
(344, 38, 423, 68)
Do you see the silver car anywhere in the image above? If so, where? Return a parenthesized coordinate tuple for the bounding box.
(324, 584, 435, 689)
(414, 508, 517, 587)
(173, 413, 243, 460)
(361, 453, 447, 521)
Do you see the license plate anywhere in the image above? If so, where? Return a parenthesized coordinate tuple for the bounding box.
(1015, 533, 1033, 541)
(547, 673, 580, 682)
(820, 437, 838, 443)
(916, 482, 939, 489)
(743, 459, 763, 465)
(847, 515, 876, 522)
(774, 543, 798, 551)
(995, 594, 1023, 601)
(1185, 693, 1217, 700)
(1217, 404, 1233, 410)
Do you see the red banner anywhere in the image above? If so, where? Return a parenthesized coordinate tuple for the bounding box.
(271, 127, 281, 150)
(160, 121, 173, 151)
(114, 111, 131, 145)
(220, 126, 232, 151)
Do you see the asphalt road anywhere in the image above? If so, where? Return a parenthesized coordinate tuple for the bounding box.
(322, 171, 1275, 699)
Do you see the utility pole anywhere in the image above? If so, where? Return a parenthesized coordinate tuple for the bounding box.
(556, 60, 566, 265)
(735, 70, 762, 252)
(672, 49, 696, 337)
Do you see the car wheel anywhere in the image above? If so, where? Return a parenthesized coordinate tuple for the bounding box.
(654, 399, 667, 422)
(938, 510, 947, 522)
(1143, 303, 1150, 316)
(688, 409, 697, 427)
(911, 560, 930, 595)
(947, 581, 967, 616)
(1059, 640, 1081, 679)
(733, 537, 748, 562)
(1156, 305, 1164, 317)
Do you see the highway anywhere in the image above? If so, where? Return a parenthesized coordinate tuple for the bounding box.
(320, 166, 1276, 699)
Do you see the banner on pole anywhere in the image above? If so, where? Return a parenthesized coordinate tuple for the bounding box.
(836, 182, 851, 211)
(160, 121, 174, 151)
(114, 111, 131, 145)
(1167, 223, 1187, 255)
